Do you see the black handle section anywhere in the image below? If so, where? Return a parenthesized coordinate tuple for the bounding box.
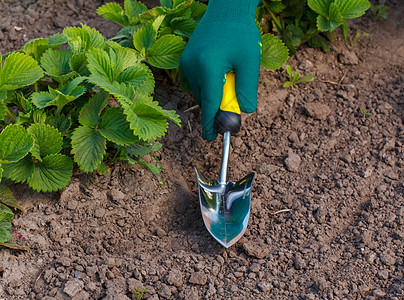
(214, 109, 241, 135)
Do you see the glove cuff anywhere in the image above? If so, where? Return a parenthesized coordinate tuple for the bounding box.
(201, 0, 261, 23)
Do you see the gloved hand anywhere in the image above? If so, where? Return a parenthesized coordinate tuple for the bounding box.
(180, 0, 262, 141)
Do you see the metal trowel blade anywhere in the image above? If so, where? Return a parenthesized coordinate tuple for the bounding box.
(194, 167, 255, 248)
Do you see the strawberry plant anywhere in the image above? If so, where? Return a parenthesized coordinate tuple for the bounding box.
(97, 0, 290, 81)
(97, 0, 206, 83)
(260, 0, 370, 54)
(0, 23, 181, 192)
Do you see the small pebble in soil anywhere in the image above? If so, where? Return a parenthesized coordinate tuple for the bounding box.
(63, 279, 84, 297)
(304, 102, 332, 121)
(167, 269, 184, 288)
(188, 271, 207, 285)
(338, 50, 359, 65)
(285, 152, 301, 172)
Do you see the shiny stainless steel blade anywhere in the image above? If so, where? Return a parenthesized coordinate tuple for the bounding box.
(194, 131, 255, 248)
(195, 168, 255, 248)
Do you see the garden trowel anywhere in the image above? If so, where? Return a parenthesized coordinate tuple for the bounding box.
(194, 72, 255, 248)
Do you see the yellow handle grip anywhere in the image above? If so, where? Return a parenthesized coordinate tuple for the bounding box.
(220, 72, 241, 115)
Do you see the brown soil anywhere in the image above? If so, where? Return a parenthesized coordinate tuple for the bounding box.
(0, 0, 403, 299)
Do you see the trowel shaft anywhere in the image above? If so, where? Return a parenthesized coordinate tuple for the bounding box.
(219, 131, 231, 185)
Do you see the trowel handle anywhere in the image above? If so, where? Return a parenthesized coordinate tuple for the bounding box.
(214, 72, 241, 135)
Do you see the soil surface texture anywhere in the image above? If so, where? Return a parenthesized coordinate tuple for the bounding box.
(0, 0, 403, 299)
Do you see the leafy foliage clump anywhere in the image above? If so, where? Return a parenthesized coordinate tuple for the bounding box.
(0, 24, 181, 192)
(97, 0, 290, 77)
(260, 0, 370, 54)
(0, 184, 28, 250)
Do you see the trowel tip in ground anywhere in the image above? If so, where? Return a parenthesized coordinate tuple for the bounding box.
(194, 167, 255, 248)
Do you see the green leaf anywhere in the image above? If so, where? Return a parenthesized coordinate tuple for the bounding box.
(317, 3, 343, 32)
(280, 31, 297, 56)
(78, 91, 109, 128)
(5, 91, 31, 114)
(126, 141, 162, 157)
(63, 24, 105, 54)
(152, 15, 166, 33)
(269, 1, 286, 13)
(31, 87, 78, 113)
(0, 203, 13, 243)
(40, 49, 73, 83)
(0, 100, 6, 121)
(171, 0, 193, 17)
(59, 76, 86, 95)
(31, 77, 86, 112)
(71, 126, 106, 172)
(109, 44, 140, 70)
(48, 33, 68, 46)
(0, 91, 6, 102)
(99, 107, 137, 145)
(0, 203, 13, 223)
(140, 6, 166, 24)
(125, 0, 147, 24)
(0, 125, 34, 163)
(334, 0, 370, 19)
(147, 34, 186, 69)
(285, 24, 303, 47)
(283, 81, 292, 88)
(170, 17, 197, 38)
(297, 75, 315, 83)
(308, 34, 331, 52)
(111, 26, 137, 41)
(286, 65, 292, 77)
(134, 157, 161, 175)
(0, 165, 2, 182)
(70, 53, 90, 76)
(142, 98, 181, 126)
(2, 155, 34, 183)
(261, 34, 289, 70)
(27, 154, 73, 192)
(0, 184, 11, 197)
(118, 64, 155, 94)
(31, 89, 72, 110)
(161, 0, 173, 8)
(87, 48, 123, 83)
(88, 75, 135, 101)
(122, 101, 169, 140)
(27, 124, 63, 161)
(0, 222, 12, 243)
(133, 23, 157, 52)
(0, 184, 23, 212)
(46, 114, 72, 136)
(308, 0, 331, 16)
(292, 72, 300, 84)
(97, 2, 129, 26)
(19, 38, 51, 60)
(190, 1, 207, 21)
(0, 52, 44, 91)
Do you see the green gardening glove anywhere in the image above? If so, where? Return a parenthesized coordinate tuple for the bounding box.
(180, 0, 262, 141)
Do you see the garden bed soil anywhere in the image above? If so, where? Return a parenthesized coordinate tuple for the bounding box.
(0, 0, 403, 299)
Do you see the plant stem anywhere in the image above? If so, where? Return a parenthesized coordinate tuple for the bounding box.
(110, 149, 121, 163)
(263, 1, 282, 32)
(5, 107, 17, 123)
(268, 10, 282, 32)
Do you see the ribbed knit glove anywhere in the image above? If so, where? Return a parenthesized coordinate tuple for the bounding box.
(180, 0, 262, 141)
